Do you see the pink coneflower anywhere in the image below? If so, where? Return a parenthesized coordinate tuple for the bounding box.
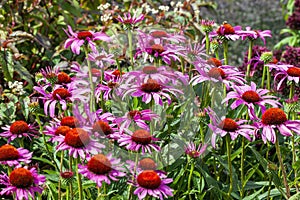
(206, 107, 255, 148)
(239, 27, 272, 45)
(115, 109, 159, 132)
(88, 49, 115, 68)
(39, 66, 72, 85)
(64, 25, 110, 54)
(190, 63, 245, 88)
(222, 82, 281, 119)
(122, 78, 183, 106)
(0, 120, 38, 142)
(135, 30, 185, 64)
(273, 64, 300, 90)
(201, 19, 215, 33)
(210, 22, 242, 41)
(56, 128, 105, 159)
(255, 108, 300, 143)
(0, 167, 46, 200)
(118, 129, 160, 154)
(78, 153, 126, 187)
(0, 144, 32, 167)
(148, 30, 186, 43)
(117, 12, 145, 27)
(184, 142, 208, 158)
(133, 170, 173, 200)
(124, 65, 188, 85)
(180, 42, 208, 64)
(95, 73, 122, 101)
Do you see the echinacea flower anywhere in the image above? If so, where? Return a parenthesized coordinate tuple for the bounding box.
(56, 128, 105, 159)
(201, 19, 215, 33)
(117, 12, 145, 28)
(0, 144, 32, 167)
(118, 129, 160, 154)
(255, 108, 300, 143)
(0, 167, 46, 200)
(88, 49, 115, 68)
(184, 142, 208, 158)
(222, 82, 281, 119)
(133, 170, 173, 200)
(122, 78, 183, 106)
(206, 107, 255, 148)
(0, 121, 38, 142)
(190, 63, 245, 89)
(272, 64, 300, 90)
(209, 22, 242, 41)
(64, 25, 110, 54)
(239, 27, 272, 45)
(78, 153, 126, 187)
(115, 109, 159, 132)
(39, 66, 72, 85)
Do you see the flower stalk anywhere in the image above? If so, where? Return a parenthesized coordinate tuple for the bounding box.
(245, 40, 254, 81)
(226, 134, 233, 197)
(84, 46, 95, 112)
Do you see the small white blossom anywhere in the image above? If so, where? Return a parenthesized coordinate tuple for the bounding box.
(151, 9, 159, 14)
(159, 6, 169, 12)
(97, 3, 110, 11)
(100, 13, 112, 22)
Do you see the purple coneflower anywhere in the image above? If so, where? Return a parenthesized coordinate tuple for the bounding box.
(56, 128, 105, 159)
(88, 49, 115, 68)
(0, 120, 38, 142)
(122, 78, 183, 106)
(222, 82, 281, 119)
(133, 170, 173, 200)
(115, 109, 159, 132)
(78, 153, 125, 187)
(0, 144, 32, 167)
(210, 22, 242, 41)
(118, 129, 160, 154)
(0, 167, 46, 200)
(190, 63, 245, 88)
(117, 12, 145, 27)
(39, 66, 72, 85)
(206, 107, 255, 148)
(64, 25, 110, 54)
(239, 27, 272, 45)
(184, 142, 208, 158)
(272, 64, 300, 90)
(255, 108, 300, 143)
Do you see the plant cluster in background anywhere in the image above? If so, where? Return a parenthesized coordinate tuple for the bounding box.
(0, 0, 300, 200)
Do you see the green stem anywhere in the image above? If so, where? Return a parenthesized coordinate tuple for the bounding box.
(261, 65, 266, 88)
(246, 40, 254, 81)
(116, 58, 122, 78)
(266, 66, 271, 90)
(240, 137, 245, 198)
(275, 133, 291, 198)
(215, 50, 219, 60)
(69, 156, 73, 200)
(84, 46, 95, 112)
(226, 135, 233, 197)
(128, 153, 139, 200)
(188, 159, 195, 200)
(128, 30, 134, 69)
(223, 40, 229, 65)
(180, 56, 185, 74)
(75, 157, 83, 200)
(58, 151, 64, 200)
(289, 81, 295, 100)
(267, 176, 273, 200)
(205, 32, 210, 55)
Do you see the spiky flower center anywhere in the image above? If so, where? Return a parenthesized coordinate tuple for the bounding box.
(55, 126, 71, 136)
(287, 67, 300, 77)
(52, 88, 71, 100)
(151, 44, 165, 54)
(9, 168, 34, 188)
(207, 58, 222, 67)
(141, 79, 162, 93)
(60, 171, 74, 179)
(218, 118, 238, 132)
(77, 31, 93, 40)
(10, 121, 29, 135)
(261, 108, 287, 125)
(87, 154, 112, 175)
(208, 67, 226, 79)
(92, 120, 112, 136)
(139, 158, 156, 170)
(142, 66, 158, 74)
(64, 128, 91, 148)
(57, 72, 71, 84)
(0, 144, 19, 161)
(107, 81, 119, 89)
(242, 90, 260, 103)
(128, 110, 142, 118)
(61, 116, 79, 128)
(112, 69, 124, 77)
(132, 129, 152, 145)
(217, 23, 235, 35)
(151, 31, 168, 38)
(137, 170, 161, 189)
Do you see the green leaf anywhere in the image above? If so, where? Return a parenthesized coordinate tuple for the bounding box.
(14, 62, 33, 86)
(32, 156, 56, 168)
(242, 187, 265, 200)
